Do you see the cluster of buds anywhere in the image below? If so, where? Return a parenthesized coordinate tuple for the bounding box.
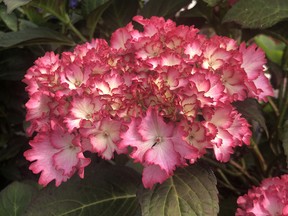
(236, 175, 288, 215)
(23, 16, 273, 188)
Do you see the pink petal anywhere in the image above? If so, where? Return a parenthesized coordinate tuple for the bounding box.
(110, 26, 132, 50)
(24, 133, 68, 187)
(138, 107, 174, 140)
(213, 129, 234, 162)
(142, 164, 171, 189)
(53, 147, 80, 176)
(89, 133, 108, 153)
(239, 43, 266, 80)
(252, 73, 274, 101)
(144, 139, 179, 174)
(25, 92, 51, 121)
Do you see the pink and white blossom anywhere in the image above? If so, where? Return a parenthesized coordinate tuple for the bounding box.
(24, 125, 90, 186)
(23, 16, 273, 188)
(236, 175, 288, 216)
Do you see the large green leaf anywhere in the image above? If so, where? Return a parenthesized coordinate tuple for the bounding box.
(0, 27, 75, 47)
(3, 0, 31, 13)
(282, 120, 288, 167)
(0, 181, 38, 216)
(138, 164, 219, 216)
(233, 99, 268, 136)
(24, 164, 141, 216)
(223, 0, 288, 29)
(140, 0, 191, 18)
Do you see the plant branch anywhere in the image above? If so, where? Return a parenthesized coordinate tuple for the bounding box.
(250, 139, 268, 174)
(268, 97, 280, 117)
(229, 160, 260, 186)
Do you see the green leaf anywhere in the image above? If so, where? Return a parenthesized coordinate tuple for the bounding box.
(0, 6, 18, 31)
(102, 0, 139, 32)
(0, 181, 38, 216)
(223, 0, 288, 29)
(29, 0, 69, 23)
(282, 120, 288, 167)
(140, 0, 191, 18)
(138, 164, 219, 216)
(25, 164, 141, 216)
(82, 0, 110, 16)
(3, 0, 32, 13)
(0, 27, 75, 47)
(86, 0, 112, 39)
(201, 0, 221, 7)
(254, 34, 286, 65)
(233, 99, 268, 136)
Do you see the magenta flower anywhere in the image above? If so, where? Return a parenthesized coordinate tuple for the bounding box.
(236, 175, 288, 216)
(23, 16, 273, 188)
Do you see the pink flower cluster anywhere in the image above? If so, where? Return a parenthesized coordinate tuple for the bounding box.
(236, 175, 288, 216)
(23, 16, 273, 188)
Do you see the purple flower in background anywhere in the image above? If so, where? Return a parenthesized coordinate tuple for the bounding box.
(69, 0, 79, 8)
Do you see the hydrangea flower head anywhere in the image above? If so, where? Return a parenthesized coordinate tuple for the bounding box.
(236, 175, 288, 216)
(23, 16, 273, 188)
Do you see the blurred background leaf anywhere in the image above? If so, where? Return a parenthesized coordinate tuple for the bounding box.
(0, 5, 18, 31)
(0, 27, 75, 47)
(29, 0, 69, 24)
(3, 0, 31, 13)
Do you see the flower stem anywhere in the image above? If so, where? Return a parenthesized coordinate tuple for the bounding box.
(229, 160, 260, 185)
(250, 139, 267, 174)
(277, 46, 288, 128)
(202, 157, 242, 176)
(217, 169, 241, 195)
(278, 84, 288, 127)
(268, 97, 280, 117)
